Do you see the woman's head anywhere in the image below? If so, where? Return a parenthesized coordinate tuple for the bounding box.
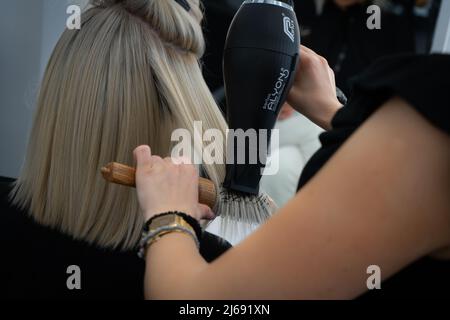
(11, 0, 227, 250)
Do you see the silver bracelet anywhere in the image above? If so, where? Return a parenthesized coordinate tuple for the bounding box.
(138, 225, 200, 259)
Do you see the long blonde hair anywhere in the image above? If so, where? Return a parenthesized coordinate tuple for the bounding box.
(11, 0, 227, 250)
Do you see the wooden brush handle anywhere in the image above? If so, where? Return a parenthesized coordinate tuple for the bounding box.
(101, 162, 217, 209)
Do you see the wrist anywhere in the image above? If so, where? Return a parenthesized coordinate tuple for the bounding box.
(146, 231, 198, 257)
(287, 91, 342, 131)
(144, 207, 198, 222)
(139, 212, 202, 259)
(308, 98, 342, 131)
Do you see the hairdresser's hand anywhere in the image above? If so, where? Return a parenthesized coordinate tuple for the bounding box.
(288, 45, 343, 130)
(133, 145, 214, 222)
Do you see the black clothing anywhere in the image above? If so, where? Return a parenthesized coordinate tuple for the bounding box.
(202, 1, 239, 93)
(0, 178, 232, 299)
(295, 0, 417, 95)
(298, 54, 450, 298)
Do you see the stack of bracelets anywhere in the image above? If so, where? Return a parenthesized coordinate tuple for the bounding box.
(138, 211, 203, 259)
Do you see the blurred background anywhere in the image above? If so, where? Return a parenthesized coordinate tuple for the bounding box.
(0, 0, 447, 209)
(0, 0, 89, 178)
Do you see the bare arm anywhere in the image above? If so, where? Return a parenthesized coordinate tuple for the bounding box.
(143, 97, 450, 299)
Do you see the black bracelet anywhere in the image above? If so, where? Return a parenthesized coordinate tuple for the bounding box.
(144, 211, 203, 242)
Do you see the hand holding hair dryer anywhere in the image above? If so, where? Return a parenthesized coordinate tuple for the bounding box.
(223, 0, 301, 196)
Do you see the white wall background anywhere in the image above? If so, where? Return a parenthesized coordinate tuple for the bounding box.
(0, 0, 88, 178)
(432, 0, 450, 53)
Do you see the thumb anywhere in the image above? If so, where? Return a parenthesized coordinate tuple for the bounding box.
(133, 145, 152, 169)
(198, 204, 215, 221)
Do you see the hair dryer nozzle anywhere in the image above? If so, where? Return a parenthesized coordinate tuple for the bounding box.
(223, 0, 301, 195)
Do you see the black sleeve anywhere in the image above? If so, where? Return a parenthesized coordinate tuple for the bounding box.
(298, 53, 450, 190)
(199, 231, 232, 263)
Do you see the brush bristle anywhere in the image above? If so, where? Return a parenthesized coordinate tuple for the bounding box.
(214, 188, 278, 224)
(210, 188, 278, 240)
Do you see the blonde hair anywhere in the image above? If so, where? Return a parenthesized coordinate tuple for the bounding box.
(10, 0, 227, 250)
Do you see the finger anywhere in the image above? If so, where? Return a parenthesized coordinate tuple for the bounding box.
(172, 156, 192, 165)
(134, 145, 152, 170)
(164, 157, 176, 165)
(197, 204, 215, 220)
(301, 45, 318, 57)
(150, 155, 165, 171)
(163, 157, 186, 171)
(328, 66, 336, 84)
(299, 45, 320, 67)
(301, 45, 328, 66)
(300, 45, 314, 54)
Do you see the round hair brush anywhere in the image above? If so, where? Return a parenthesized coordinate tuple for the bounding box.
(100, 162, 277, 220)
(101, 162, 217, 209)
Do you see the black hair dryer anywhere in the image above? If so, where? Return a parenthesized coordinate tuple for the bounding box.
(223, 0, 301, 195)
